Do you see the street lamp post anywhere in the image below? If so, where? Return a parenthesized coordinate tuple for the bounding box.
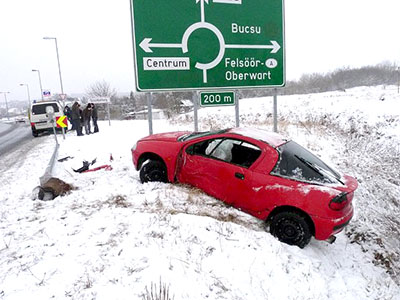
(32, 69, 44, 100)
(0, 91, 10, 120)
(43, 37, 66, 140)
(43, 37, 64, 101)
(19, 83, 31, 116)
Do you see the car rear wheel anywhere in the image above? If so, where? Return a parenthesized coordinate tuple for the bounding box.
(270, 211, 312, 248)
(139, 160, 168, 183)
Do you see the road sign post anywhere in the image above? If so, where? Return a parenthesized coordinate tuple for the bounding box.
(273, 88, 278, 132)
(146, 92, 153, 135)
(235, 90, 240, 127)
(130, 0, 285, 91)
(193, 91, 199, 132)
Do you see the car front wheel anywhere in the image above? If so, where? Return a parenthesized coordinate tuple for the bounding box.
(269, 211, 312, 248)
(139, 160, 168, 183)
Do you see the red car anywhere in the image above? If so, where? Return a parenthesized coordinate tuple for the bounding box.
(132, 128, 357, 248)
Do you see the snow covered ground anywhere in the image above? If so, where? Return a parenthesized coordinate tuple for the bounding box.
(0, 85, 399, 299)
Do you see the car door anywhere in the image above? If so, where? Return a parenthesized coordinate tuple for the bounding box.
(178, 138, 261, 207)
(178, 138, 230, 202)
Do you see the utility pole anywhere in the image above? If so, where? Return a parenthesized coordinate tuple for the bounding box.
(43, 37, 66, 139)
(43, 37, 65, 101)
(19, 83, 31, 116)
(32, 69, 44, 100)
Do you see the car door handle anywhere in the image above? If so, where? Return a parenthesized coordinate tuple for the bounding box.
(235, 172, 245, 180)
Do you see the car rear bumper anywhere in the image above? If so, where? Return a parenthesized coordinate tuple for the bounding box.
(312, 204, 354, 240)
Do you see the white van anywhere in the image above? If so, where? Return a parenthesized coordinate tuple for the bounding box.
(30, 101, 63, 137)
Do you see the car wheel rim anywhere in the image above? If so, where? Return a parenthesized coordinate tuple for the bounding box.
(277, 219, 303, 242)
(147, 169, 163, 181)
(283, 225, 297, 238)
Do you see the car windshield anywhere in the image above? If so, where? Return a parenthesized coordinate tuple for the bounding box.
(178, 129, 229, 142)
(32, 103, 60, 115)
(272, 141, 342, 184)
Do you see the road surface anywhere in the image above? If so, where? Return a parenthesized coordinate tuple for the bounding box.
(0, 122, 33, 156)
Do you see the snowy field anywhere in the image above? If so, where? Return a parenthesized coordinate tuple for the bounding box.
(0, 85, 399, 299)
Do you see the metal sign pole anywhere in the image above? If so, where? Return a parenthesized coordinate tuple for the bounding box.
(235, 90, 240, 127)
(59, 94, 66, 139)
(107, 101, 111, 126)
(147, 92, 153, 135)
(193, 91, 198, 132)
(46, 107, 59, 146)
(273, 88, 278, 132)
(52, 117, 59, 145)
(61, 119, 66, 139)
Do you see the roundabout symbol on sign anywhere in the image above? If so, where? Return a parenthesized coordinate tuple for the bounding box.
(138, 0, 281, 84)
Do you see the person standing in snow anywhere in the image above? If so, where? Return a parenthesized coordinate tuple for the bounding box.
(82, 104, 92, 134)
(91, 103, 99, 133)
(71, 102, 83, 136)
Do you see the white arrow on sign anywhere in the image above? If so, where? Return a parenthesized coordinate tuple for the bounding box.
(196, 0, 209, 22)
(226, 40, 281, 54)
(140, 38, 280, 55)
(213, 0, 242, 4)
(139, 38, 182, 53)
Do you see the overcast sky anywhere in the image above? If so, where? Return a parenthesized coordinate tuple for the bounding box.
(1, 0, 400, 102)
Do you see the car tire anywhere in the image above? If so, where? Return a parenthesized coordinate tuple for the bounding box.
(269, 211, 312, 248)
(139, 160, 168, 183)
(32, 130, 38, 137)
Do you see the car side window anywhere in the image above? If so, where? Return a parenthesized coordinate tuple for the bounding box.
(186, 139, 223, 156)
(187, 138, 261, 168)
(218, 139, 261, 168)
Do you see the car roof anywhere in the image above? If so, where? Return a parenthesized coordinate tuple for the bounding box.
(227, 127, 289, 148)
(32, 101, 60, 106)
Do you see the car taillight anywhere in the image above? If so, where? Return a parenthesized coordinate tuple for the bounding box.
(30, 122, 35, 127)
(329, 193, 349, 211)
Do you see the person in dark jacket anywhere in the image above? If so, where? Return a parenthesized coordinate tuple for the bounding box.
(82, 104, 92, 134)
(91, 103, 99, 133)
(71, 102, 83, 136)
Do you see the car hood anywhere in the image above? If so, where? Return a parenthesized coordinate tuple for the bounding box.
(141, 131, 190, 142)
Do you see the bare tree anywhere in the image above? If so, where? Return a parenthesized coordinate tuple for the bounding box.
(85, 80, 117, 99)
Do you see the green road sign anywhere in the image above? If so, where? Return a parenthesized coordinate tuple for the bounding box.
(200, 91, 235, 106)
(130, 0, 285, 91)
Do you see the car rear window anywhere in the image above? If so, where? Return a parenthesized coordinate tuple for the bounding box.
(272, 141, 342, 184)
(32, 103, 60, 115)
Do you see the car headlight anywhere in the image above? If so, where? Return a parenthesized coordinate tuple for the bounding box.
(131, 142, 137, 152)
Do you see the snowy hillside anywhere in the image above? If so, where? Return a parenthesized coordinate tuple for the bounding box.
(0, 85, 399, 299)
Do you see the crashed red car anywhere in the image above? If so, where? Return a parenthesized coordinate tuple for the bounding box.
(132, 128, 357, 248)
